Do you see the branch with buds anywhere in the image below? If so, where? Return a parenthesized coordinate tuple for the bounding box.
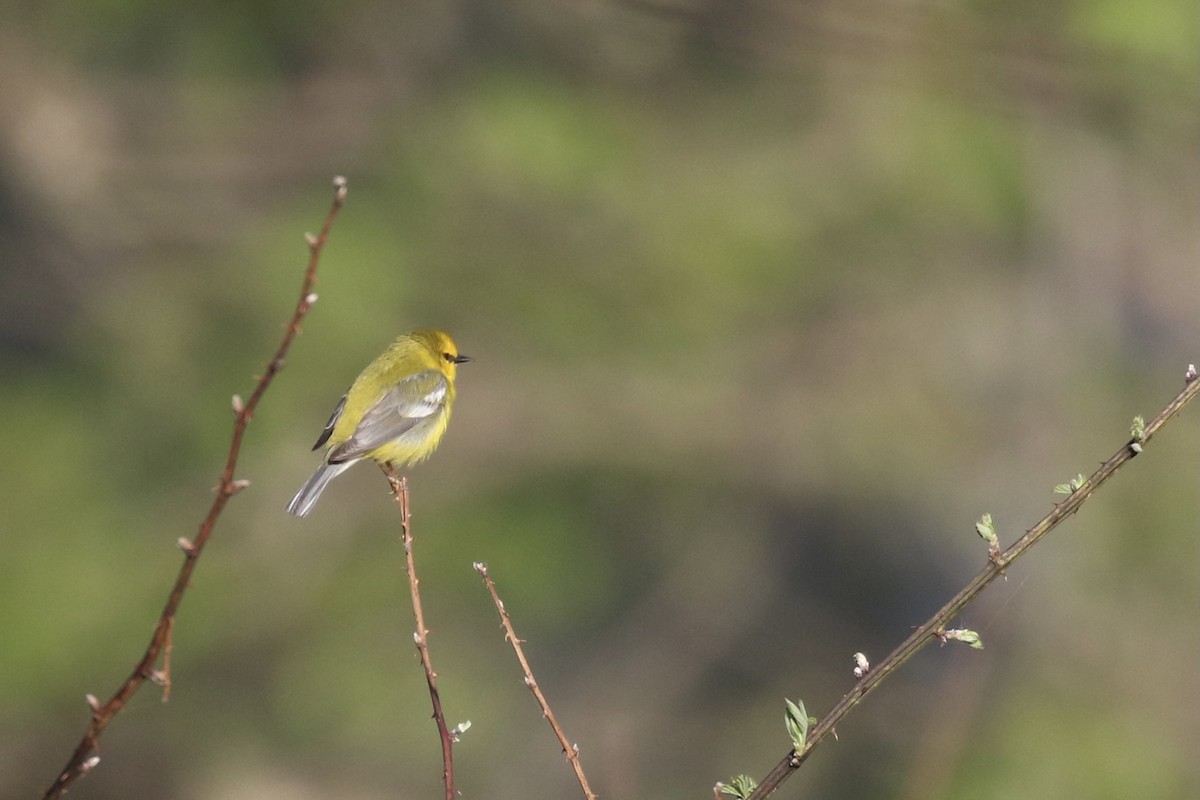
(42, 177, 348, 799)
(730, 365, 1200, 800)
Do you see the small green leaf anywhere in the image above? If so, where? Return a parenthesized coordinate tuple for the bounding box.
(975, 513, 997, 544)
(1054, 474, 1085, 494)
(1130, 415, 1146, 441)
(946, 628, 984, 649)
(785, 697, 811, 750)
(720, 775, 759, 799)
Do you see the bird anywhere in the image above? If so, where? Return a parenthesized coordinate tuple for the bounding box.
(286, 329, 469, 517)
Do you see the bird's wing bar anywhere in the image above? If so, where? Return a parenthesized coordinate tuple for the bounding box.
(327, 370, 448, 463)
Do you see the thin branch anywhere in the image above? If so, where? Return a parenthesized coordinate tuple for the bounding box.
(382, 466, 457, 800)
(746, 368, 1200, 800)
(42, 176, 348, 800)
(474, 562, 599, 800)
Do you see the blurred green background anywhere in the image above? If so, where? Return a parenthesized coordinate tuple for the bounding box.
(2, 2, 1197, 798)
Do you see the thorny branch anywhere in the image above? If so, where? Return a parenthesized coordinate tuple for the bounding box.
(42, 176, 348, 799)
(745, 367, 1200, 800)
(475, 562, 599, 800)
(382, 467, 458, 800)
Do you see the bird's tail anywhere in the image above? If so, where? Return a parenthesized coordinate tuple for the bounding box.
(286, 461, 353, 517)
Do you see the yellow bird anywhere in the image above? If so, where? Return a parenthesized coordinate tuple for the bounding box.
(287, 329, 469, 517)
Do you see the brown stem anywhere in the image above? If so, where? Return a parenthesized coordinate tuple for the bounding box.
(746, 370, 1200, 800)
(475, 562, 599, 800)
(382, 466, 456, 800)
(42, 176, 348, 800)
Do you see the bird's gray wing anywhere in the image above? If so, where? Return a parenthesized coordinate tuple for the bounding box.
(327, 370, 448, 463)
(311, 393, 348, 451)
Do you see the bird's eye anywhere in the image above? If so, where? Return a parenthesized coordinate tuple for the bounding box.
(442, 352, 455, 362)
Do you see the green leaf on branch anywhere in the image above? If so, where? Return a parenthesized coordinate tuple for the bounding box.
(943, 628, 984, 649)
(785, 697, 814, 750)
(719, 775, 759, 799)
(1054, 474, 1086, 495)
(975, 513, 997, 545)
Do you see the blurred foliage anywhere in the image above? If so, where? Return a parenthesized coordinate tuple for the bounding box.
(1, 1, 1197, 799)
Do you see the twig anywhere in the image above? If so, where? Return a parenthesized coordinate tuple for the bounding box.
(42, 176, 348, 799)
(746, 368, 1200, 799)
(474, 562, 599, 800)
(382, 466, 456, 800)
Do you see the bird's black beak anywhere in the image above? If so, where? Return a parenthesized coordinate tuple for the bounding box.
(453, 354, 472, 364)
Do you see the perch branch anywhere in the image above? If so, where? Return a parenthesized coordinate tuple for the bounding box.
(382, 467, 457, 800)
